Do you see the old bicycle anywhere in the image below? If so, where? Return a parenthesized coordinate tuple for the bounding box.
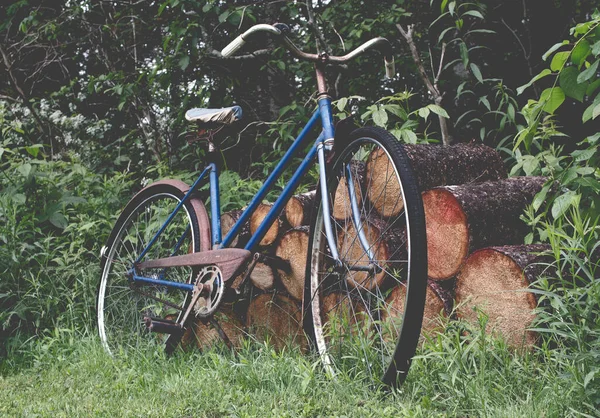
(97, 23, 427, 387)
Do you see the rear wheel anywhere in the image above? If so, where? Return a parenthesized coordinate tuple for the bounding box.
(303, 127, 427, 387)
(97, 182, 210, 355)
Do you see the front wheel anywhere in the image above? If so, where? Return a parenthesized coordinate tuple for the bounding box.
(97, 180, 210, 355)
(303, 127, 428, 387)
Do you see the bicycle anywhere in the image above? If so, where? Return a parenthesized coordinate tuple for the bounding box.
(97, 23, 427, 387)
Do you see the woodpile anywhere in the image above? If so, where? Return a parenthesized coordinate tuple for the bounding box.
(182, 142, 558, 351)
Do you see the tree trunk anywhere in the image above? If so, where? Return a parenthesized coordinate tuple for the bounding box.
(245, 293, 305, 350)
(364, 143, 507, 218)
(422, 176, 547, 280)
(285, 190, 316, 227)
(455, 244, 551, 348)
(250, 203, 281, 247)
(274, 226, 310, 301)
(221, 210, 250, 248)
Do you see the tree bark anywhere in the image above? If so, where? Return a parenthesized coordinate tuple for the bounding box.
(285, 190, 316, 227)
(402, 143, 507, 191)
(422, 176, 546, 280)
(455, 244, 551, 348)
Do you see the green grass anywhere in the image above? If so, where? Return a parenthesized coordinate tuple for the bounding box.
(0, 323, 591, 418)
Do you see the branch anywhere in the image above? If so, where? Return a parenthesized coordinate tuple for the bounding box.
(396, 23, 451, 145)
(305, 0, 331, 54)
(0, 42, 52, 150)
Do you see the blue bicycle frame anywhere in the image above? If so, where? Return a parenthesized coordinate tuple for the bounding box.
(131, 96, 342, 291)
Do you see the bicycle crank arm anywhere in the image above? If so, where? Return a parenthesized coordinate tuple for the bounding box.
(144, 316, 183, 335)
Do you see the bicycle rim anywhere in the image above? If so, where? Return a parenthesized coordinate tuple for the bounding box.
(97, 192, 200, 355)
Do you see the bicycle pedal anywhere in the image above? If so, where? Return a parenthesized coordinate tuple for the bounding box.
(143, 316, 183, 335)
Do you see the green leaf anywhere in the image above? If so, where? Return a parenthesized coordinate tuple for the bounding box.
(517, 69, 552, 95)
(372, 108, 388, 127)
(17, 163, 32, 178)
(479, 96, 491, 111)
(571, 147, 597, 161)
(551, 191, 579, 219)
(336, 97, 348, 112)
(400, 130, 418, 144)
(448, 1, 455, 16)
(539, 87, 565, 114)
(550, 51, 570, 71)
(571, 39, 590, 66)
(417, 106, 431, 121)
(577, 59, 599, 83)
(49, 212, 68, 229)
(586, 79, 600, 96)
(592, 40, 600, 56)
(532, 183, 551, 211)
(12, 194, 26, 205)
(427, 104, 449, 118)
(459, 42, 468, 68)
(178, 56, 190, 71)
(583, 93, 600, 122)
(25, 145, 42, 158)
(594, 102, 600, 120)
(441, 0, 449, 12)
(469, 63, 483, 83)
(559, 67, 587, 102)
(463, 10, 484, 19)
(542, 41, 568, 61)
(0, 148, 4, 160)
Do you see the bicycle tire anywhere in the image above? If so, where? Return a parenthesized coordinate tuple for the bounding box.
(303, 126, 427, 387)
(97, 180, 211, 355)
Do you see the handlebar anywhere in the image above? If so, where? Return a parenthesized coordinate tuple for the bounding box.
(221, 23, 395, 79)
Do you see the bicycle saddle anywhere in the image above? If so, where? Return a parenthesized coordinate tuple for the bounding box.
(185, 106, 242, 125)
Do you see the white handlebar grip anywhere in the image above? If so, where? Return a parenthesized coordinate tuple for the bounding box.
(221, 35, 246, 57)
(384, 57, 395, 79)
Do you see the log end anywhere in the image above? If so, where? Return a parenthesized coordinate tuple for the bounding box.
(246, 293, 306, 351)
(365, 148, 404, 218)
(423, 188, 469, 280)
(455, 248, 539, 348)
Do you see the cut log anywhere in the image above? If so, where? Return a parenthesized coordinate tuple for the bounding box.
(249, 203, 280, 247)
(422, 176, 547, 280)
(275, 227, 310, 301)
(337, 218, 407, 292)
(364, 143, 507, 218)
(402, 143, 507, 191)
(455, 244, 551, 348)
(320, 292, 368, 338)
(383, 280, 449, 338)
(365, 149, 404, 218)
(250, 261, 276, 291)
(191, 306, 245, 350)
(285, 190, 316, 227)
(333, 161, 365, 220)
(221, 210, 250, 248)
(246, 293, 305, 350)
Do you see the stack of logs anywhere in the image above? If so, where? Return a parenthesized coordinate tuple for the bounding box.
(187, 143, 559, 351)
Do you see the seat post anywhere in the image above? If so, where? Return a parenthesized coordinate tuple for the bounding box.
(315, 62, 329, 99)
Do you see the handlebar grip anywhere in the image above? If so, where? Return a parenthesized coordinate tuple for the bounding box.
(222, 35, 247, 57)
(384, 57, 395, 79)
